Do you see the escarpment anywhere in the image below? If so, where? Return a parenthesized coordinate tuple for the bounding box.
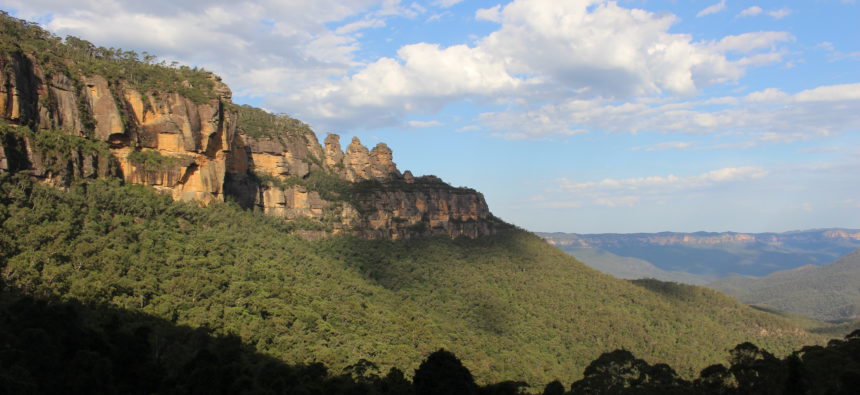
(0, 16, 505, 239)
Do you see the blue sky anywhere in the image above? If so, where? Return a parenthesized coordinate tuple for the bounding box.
(3, 0, 859, 233)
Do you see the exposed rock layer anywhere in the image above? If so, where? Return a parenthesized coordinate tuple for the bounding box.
(0, 52, 502, 239)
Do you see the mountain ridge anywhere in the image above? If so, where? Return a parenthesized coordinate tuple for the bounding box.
(538, 229, 860, 279)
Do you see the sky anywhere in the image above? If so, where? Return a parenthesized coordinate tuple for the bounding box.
(3, 0, 859, 233)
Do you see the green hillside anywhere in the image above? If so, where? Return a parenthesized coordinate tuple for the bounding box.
(710, 249, 860, 322)
(0, 174, 825, 385)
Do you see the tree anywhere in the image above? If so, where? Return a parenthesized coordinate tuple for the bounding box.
(378, 367, 414, 395)
(413, 349, 477, 395)
(728, 342, 784, 395)
(542, 380, 565, 395)
(571, 349, 650, 393)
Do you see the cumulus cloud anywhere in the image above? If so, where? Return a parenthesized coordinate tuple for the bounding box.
(475, 5, 502, 22)
(697, 0, 727, 17)
(737, 6, 792, 19)
(280, 0, 793, 130)
(738, 6, 763, 17)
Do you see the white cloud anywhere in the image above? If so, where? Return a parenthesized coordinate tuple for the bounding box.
(737, 6, 792, 19)
(282, 0, 793, 130)
(713, 32, 794, 54)
(737, 6, 763, 18)
(559, 167, 768, 192)
(475, 5, 502, 22)
(335, 19, 386, 34)
(552, 166, 769, 207)
(406, 120, 442, 128)
(767, 8, 792, 19)
(432, 0, 463, 8)
(479, 83, 860, 140)
(794, 83, 860, 102)
(697, 0, 727, 17)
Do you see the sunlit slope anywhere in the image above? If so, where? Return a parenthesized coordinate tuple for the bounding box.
(711, 249, 860, 321)
(0, 176, 823, 385)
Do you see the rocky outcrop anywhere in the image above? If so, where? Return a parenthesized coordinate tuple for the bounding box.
(349, 177, 501, 240)
(1, 51, 240, 204)
(241, 130, 329, 220)
(0, 44, 504, 239)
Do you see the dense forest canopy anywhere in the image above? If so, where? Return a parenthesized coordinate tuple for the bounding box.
(0, 174, 826, 386)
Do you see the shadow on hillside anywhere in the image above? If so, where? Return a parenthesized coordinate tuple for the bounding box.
(628, 278, 705, 303)
(318, 230, 534, 290)
(0, 282, 394, 394)
(315, 232, 527, 335)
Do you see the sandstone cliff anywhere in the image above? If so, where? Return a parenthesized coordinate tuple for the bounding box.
(0, 19, 505, 239)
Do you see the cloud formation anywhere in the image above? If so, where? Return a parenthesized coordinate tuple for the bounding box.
(737, 6, 792, 19)
(697, 0, 727, 17)
(479, 83, 860, 139)
(551, 166, 769, 207)
(280, 0, 791, 130)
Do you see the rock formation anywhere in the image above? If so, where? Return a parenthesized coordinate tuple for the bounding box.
(0, 34, 505, 239)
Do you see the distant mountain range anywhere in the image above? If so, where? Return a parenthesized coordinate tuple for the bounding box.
(538, 229, 860, 280)
(710, 248, 860, 322)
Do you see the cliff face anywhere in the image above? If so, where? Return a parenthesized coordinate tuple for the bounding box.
(349, 177, 497, 239)
(0, 46, 502, 239)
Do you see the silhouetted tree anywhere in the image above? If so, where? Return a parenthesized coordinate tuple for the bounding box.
(728, 342, 784, 395)
(571, 349, 689, 394)
(378, 367, 414, 395)
(694, 364, 734, 394)
(542, 380, 565, 395)
(571, 350, 650, 393)
(413, 349, 477, 395)
(478, 380, 529, 395)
